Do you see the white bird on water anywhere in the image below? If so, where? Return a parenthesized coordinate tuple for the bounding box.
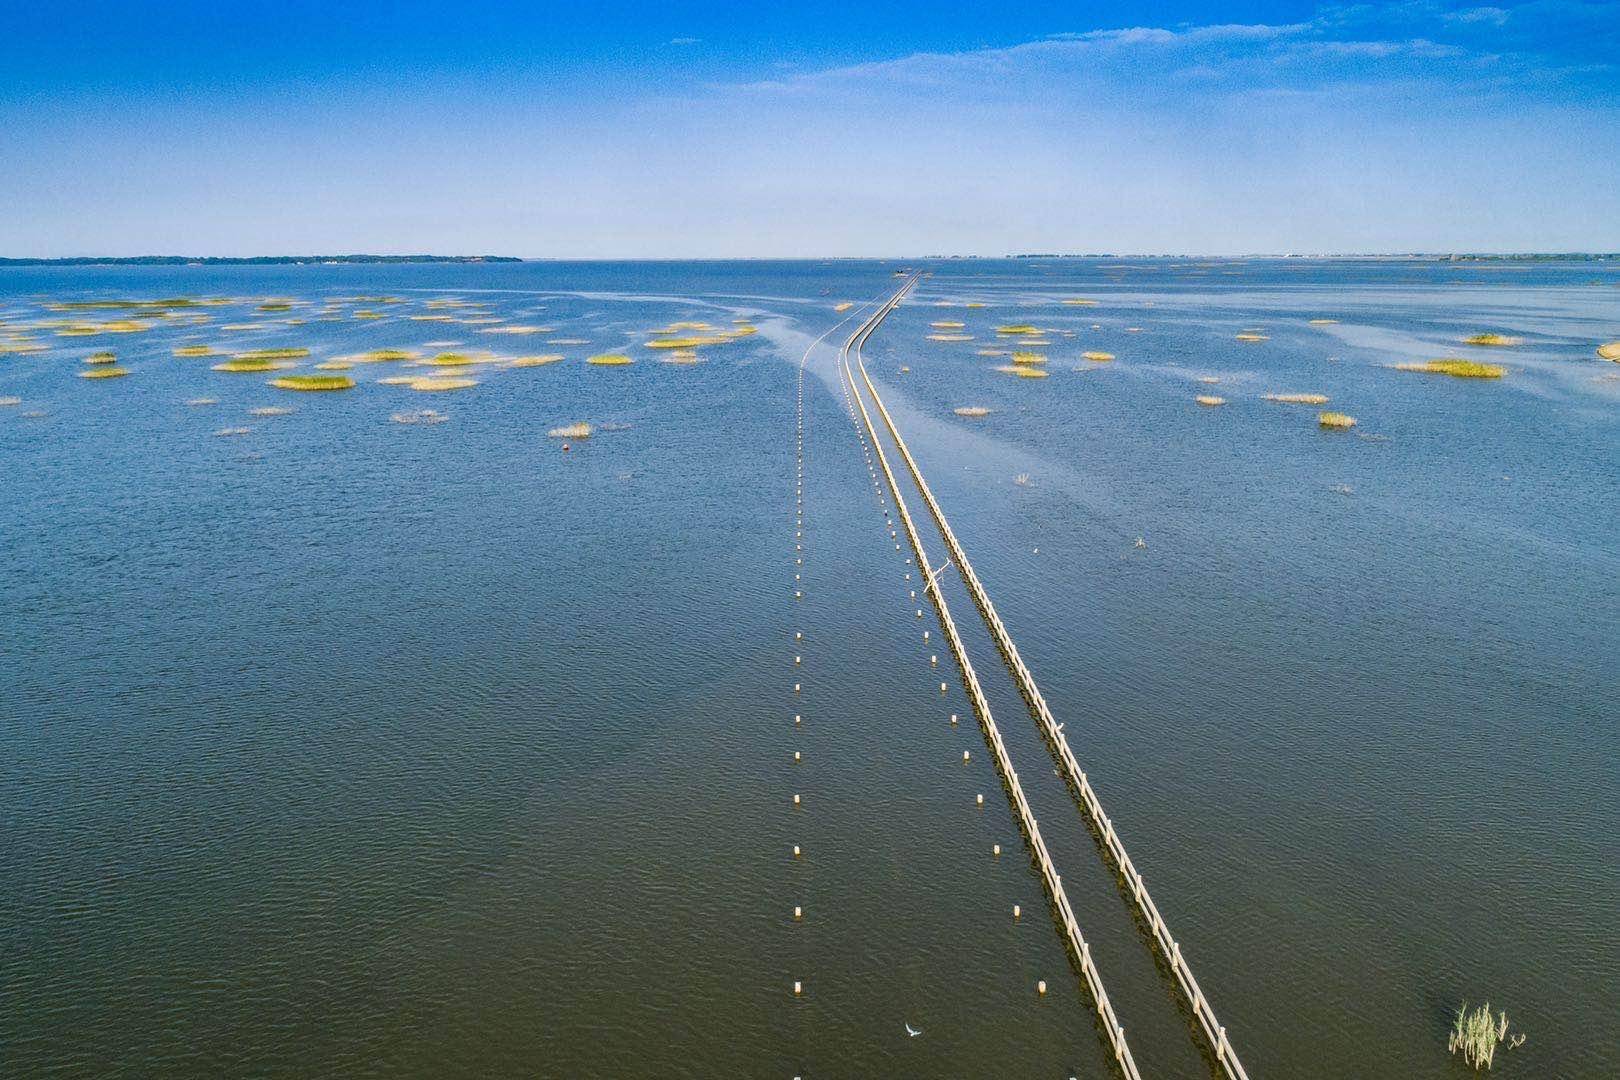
(905, 1023, 922, 1038)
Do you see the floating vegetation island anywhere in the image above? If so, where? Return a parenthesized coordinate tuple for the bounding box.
(1464, 333, 1521, 347)
(237, 348, 310, 360)
(1318, 411, 1357, 429)
(1264, 392, 1330, 404)
(213, 357, 288, 372)
(173, 345, 218, 357)
(1082, 351, 1115, 362)
(1393, 359, 1505, 378)
(1196, 395, 1226, 406)
(79, 366, 129, 379)
(270, 375, 354, 392)
(408, 377, 477, 391)
(510, 354, 565, 367)
(954, 406, 990, 418)
(587, 354, 633, 366)
(548, 422, 592, 439)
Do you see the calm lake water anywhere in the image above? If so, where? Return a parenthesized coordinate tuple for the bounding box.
(2, 259, 1616, 1078)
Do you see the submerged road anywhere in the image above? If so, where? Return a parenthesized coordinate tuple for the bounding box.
(836, 274, 1251, 1080)
(834, 276, 1145, 1079)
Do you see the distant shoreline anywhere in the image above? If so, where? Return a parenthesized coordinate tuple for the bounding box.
(0, 255, 522, 267)
(0, 253, 1612, 267)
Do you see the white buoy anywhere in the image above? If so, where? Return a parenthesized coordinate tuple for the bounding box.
(1013, 904, 1021, 919)
(793, 844, 801, 857)
(963, 750, 970, 762)
(1037, 980, 1046, 996)
(794, 713, 801, 725)
(793, 793, 801, 805)
(940, 682, 947, 693)
(923, 630, 930, 640)
(795, 631, 802, 640)
(794, 750, 801, 762)
(931, 655, 938, 666)
(950, 713, 958, 725)
(916, 609, 923, 618)
(794, 980, 803, 996)
(976, 793, 984, 806)
(794, 654, 801, 664)
(794, 905, 802, 920)
(993, 844, 1002, 856)
(794, 591, 802, 600)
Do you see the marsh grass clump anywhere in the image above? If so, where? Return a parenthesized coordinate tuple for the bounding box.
(954, 406, 990, 417)
(1308, 318, 1339, 325)
(1394, 359, 1505, 379)
(1082, 351, 1115, 362)
(1319, 411, 1356, 429)
(1265, 392, 1330, 404)
(237, 348, 310, 360)
(1010, 351, 1048, 365)
(1448, 1003, 1524, 1070)
(1196, 395, 1226, 406)
(928, 333, 973, 342)
(1235, 332, 1268, 342)
(316, 360, 355, 370)
(213, 357, 286, 372)
(995, 364, 1049, 379)
(0, 396, 22, 406)
(408, 377, 477, 391)
(84, 351, 117, 364)
(587, 354, 633, 366)
(997, 324, 1040, 336)
(1464, 333, 1520, 347)
(79, 366, 130, 378)
(509, 354, 565, 367)
(548, 421, 592, 439)
(1062, 298, 1099, 306)
(270, 374, 354, 391)
(353, 349, 418, 362)
(931, 320, 965, 329)
(173, 345, 218, 357)
(425, 352, 477, 366)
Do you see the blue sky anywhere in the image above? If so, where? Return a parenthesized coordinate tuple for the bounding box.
(1, 1, 1616, 256)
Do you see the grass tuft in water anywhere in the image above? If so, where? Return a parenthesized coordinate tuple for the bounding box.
(1394, 359, 1505, 378)
(1448, 1002, 1525, 1070)
(587, 354, 634, 366)
(548, 421, 592, 439)
(1464, 333, 1520, 347)
(1318, 411, 1356, 429)
(269, 375, 354, 391)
